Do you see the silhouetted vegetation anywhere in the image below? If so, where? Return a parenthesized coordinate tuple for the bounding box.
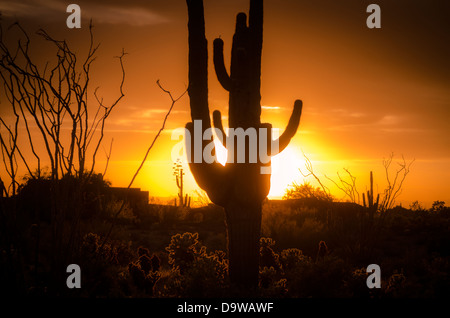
(1, 174, 449, 297)
(1, 1, 448, 300)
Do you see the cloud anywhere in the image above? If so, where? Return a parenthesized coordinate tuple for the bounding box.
(107, 107, 187, 132)
(261, 105, 281, 111)
(0, 0, 64, 18)
(377, 115, 401, 126)
(83, 4, 169, 26)
(0, 0, 168, 26)
(140, 109, 187, 118)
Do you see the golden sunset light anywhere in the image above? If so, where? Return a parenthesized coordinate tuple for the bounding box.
(1, 0, 449, 302)
(1, 0, 448, 208)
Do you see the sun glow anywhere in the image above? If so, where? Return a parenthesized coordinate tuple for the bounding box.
(211, 138, 304, 199)
(268, 146, 305, 199)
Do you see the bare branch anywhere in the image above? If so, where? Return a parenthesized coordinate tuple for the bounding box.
(380, 154, 414, 212)
(0, 21, 126, 186)
(299, 151, 331, 199)
(102, 138, 113, 177)
(128, 80, 187, 188)
(101, 81, 187, 247)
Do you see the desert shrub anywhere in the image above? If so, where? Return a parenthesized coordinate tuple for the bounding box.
(203, 232, 227, 252)
(127, 261, 161, 296)
(280, 248, 309, 272)
(278, 248, 313, 297)
(139, 249, 160, 272)
(262, 203, 325, 255)
(151, 255, 161, 272)
(345, 267, 373, 298)
(73, 233, 124, 297)
(257, 238, 351, 297)
(180, 251, 229, 297)
(157, 205, 185, 226)
(305, 255, 349, 297)
(103, 199, 136, 224)
(280, 250, 349, 297)
(283, 181, 331, 201)
(260, 237, 281, 270)
(421, 256, 450, 297)
(259, 266, 287, 297)
(138, 246, 151, 257)
(161, 232, 229, 297)
(166, 232, 206, 274)
(295, 217, 325, 255)
(384, 271, 407, 298)
(153, 268, 183, 297)
(18, 173, 112, 222)
(114, 241, 134, 267)
(139, 254, 153, 274)
(123, 246, 162, 296)
(259, 238, 287, 297)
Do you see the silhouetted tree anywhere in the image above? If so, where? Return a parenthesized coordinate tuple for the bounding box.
(283, 181, 331, 201)
(379, 154, 414, 214)
(185, 0, 303, 289)
(0, 21, 125, 195)
(0, 20, 125, 295)
(431, 200, 446, 212)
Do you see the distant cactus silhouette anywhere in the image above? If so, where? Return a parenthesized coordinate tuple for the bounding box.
(362, 171, 379, 223)
(185, 0, 302, 288)
(173, 159, 191, 207)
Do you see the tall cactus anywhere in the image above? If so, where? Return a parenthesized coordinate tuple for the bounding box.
(362, 171, 379, 223)
(173, 159, 190, 207)
(185, 0, 302, 288)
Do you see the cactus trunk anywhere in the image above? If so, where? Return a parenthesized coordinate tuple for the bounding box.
(225, 201, 262, 288)
(185, 0, 302, 289)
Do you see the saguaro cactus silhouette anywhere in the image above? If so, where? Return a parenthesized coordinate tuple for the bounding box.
(173, 159, 191, 207)
(185, 0, 302, 288)
(362, 171, 379, 223)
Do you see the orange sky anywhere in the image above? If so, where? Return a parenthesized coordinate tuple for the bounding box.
(0, 0, 449, 208)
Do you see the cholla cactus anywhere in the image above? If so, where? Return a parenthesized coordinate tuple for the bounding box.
(280, 248, 311, 272)
(185, 0, 302, 288)
(259, 237, 280, 270)
(166, 232, 206, 273)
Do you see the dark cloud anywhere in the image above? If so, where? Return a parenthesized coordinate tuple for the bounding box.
(0, 0, 169, 26)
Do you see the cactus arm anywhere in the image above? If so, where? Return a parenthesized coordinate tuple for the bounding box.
(176, 174, 181, 189)
(186, 0, 210, 125)
(230, 13, 249, 85)
(248, 0, 263, 122)
(186, 0, 233, 206)
(235, 12, 249, 33)
(213, 38, 232, 91)
(249, 0, 263, 42)
(212, 110, 227, 147)
(185, 122, 229, 206)
(249, 0, 263, 73)
(273, 99, 303, 154)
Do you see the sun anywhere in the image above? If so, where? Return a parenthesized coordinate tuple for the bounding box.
(212, 138, 304, 200)
(268, 146, 304, 199)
